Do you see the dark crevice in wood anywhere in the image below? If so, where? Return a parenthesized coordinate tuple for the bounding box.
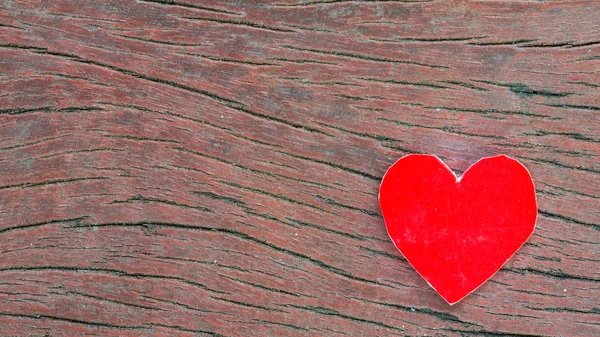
(563, 81, 600, 88)
(0, 177, 109, 191)
(275, 0, 435, 7)
(0, 135, 67, 151)
(356, 297, 484, 327)
(475, 80, 573, 97)
(112, 33, 206, 47)
(220, 180, 334, 214)
(505, 267, 600, 284)
(520, 41, 572, 48)
(539, 210, 600, 232)
(274, 149, 380, 181)
(107, 195, 215, 213)
(355, 76, 451, 89)
(280, 76, 362, 87)
(138, 0, 243, 16)
(96, 101, 234, 132)
(103, 134, 181, 144)
(176, 52, 279, 66)
(222, 131, 285, 149)
(34, 148, 125, 160)
(60, 290, 163, 311)
(330, 93, 368, 101)
(221, 275, 302, 297)
(210, 296, 287, 313)
(0, 312, 148, 331)
(281, 45, 450, 69)
(422, 105, 556, 119)
(145, 322, 231, 336)
(0, 217, 89, 235)
(541, 183, 600, 200)
(192, 191, 249, 208)
(568, 40, 600, 48)
(180, 16, 296, 33)
(269, 57, 340, 65)
(520, 156, 600, 174)
(251, 319, 311, 332)
(444, 328, 552, 337)
(544, 103, 600, 111)
(223, 104, 331, 136)
(315, 195, 379, 217)
(316, 121, 416, 153)
(0, 266, 229, 294)
(282, 304, 404, 332)
(440, 80, 490, 91)
(370, 35, 487, 43)
(140, 294, 235, 315)
(0, 23, 24, 30)
(0, 105, 104, 115)
(379, 117, 505, 139)
(524, 306, 600, 315)
(286, 217, 372, 241)
(468, 39, 537, 46)
(526, 130, 600, 143)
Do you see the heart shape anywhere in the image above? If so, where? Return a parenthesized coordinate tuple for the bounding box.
(379, 155, 537, 304)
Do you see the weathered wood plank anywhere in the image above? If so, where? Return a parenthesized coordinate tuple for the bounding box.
(1, 0, 599, 336)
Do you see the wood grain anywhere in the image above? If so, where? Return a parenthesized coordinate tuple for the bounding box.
(1, 0, 599, 336)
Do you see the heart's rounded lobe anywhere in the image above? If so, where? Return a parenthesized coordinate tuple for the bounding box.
(379, 155, 537, 304)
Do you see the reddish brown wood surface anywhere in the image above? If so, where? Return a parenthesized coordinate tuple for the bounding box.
(1, 1, 599, 336)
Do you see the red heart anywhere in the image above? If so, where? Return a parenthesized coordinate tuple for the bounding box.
(379, 155, 537, 304)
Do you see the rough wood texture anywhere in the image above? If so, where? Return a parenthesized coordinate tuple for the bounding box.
(1, 1, 599, 336)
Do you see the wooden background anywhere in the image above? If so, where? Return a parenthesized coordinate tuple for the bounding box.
(1, 0, 599, 336)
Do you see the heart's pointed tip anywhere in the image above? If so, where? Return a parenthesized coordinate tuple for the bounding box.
(444, 297, 461, 306)
(440, 294, 462, 306)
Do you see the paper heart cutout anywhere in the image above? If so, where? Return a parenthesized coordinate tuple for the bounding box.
(379, 154, 537, 304)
